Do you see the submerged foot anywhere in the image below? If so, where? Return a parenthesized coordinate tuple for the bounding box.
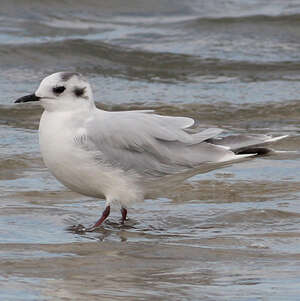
(67, 224, 88, 233)
(67, 206, 129, 233)
(67, 223, 105, 233)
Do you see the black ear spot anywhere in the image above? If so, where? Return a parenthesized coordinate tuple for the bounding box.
(74, 87, 86, 98)
(53, 86, 66, 94)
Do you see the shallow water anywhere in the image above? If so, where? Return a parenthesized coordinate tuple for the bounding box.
(1, 1, 300, 300)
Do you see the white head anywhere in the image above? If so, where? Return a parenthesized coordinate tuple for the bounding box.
(15, 72, 95, 112)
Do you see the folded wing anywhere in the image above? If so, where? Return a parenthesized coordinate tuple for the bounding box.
(77, 110, 249, 177)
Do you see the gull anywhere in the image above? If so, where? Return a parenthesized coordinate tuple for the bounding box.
(15, 72, 287, 231)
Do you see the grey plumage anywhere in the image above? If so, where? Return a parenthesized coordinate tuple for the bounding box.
(74, 110, 283, 178)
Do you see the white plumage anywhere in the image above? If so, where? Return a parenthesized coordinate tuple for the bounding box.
(15, 72, 287, 231)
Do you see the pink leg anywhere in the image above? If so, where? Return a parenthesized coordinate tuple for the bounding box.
(121, 207, 127, 224)
(86, 205, 110, 231)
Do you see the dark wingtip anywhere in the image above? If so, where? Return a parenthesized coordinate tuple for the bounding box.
(237, 147, 273, 156)
(15, 94, 40, 103)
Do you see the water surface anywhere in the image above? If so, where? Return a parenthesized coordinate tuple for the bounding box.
(1, 0, 300, 300)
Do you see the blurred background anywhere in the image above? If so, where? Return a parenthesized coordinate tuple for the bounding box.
(1, 1, 300, 300)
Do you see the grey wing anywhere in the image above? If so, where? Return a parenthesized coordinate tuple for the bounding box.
(79, 110, 242, 177)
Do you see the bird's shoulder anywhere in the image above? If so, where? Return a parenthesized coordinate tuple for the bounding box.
(82, 109, 195, 145)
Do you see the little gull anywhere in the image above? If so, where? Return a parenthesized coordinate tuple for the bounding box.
(15, 72, 287, 231)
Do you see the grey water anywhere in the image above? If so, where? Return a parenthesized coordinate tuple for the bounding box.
(1, 0, 300, 300)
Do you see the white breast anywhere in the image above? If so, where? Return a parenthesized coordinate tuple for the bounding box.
(38, 110, 144, 205)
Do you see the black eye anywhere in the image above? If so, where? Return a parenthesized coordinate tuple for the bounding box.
(53, 86, 66, 94)
(74, 87, 86, 97)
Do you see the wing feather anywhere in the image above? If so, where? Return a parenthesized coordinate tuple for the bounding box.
(78, 110, 239, 177)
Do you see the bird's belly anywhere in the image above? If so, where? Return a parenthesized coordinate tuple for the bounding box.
(44, 150, 144, 204)
(39, 116, 104, 197)
(42, 144, 105, 198)
(39, 112, 144, 204)
(40, 135, 143, 203)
